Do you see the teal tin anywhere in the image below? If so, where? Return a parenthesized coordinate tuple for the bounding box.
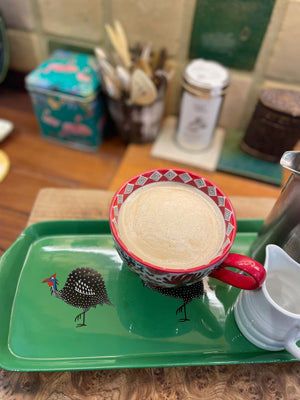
(25, 49, 107, 151)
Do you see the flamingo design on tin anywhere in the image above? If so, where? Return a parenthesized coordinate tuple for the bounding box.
(44, 63, 78, 73)
(60, 115, 93, 137)
(41, 109, 61, 128)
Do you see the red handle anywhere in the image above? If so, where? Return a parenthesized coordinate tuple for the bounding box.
(209, 253, 266, 290)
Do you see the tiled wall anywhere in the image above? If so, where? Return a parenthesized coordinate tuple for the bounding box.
(2, 0, 300, 131)
(190, 0, 275, 70)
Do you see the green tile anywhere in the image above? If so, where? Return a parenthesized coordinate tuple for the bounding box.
(189, 0, 275, 70)
(217, 130, 282, 186)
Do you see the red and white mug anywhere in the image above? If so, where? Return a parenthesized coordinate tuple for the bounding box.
(109, 168, 266, 289)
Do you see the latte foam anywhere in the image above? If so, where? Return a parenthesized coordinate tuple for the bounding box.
(118, 182, 225, 270)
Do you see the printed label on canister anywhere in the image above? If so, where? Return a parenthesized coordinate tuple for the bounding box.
(176, 91, 223, 150)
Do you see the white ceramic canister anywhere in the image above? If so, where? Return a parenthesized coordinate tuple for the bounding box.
(176, 59, 230, 151)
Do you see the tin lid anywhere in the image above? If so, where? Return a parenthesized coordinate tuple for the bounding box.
(260, 88, 300, 117)
(184, 59, 230, 94)
(25, 50, 101, 98)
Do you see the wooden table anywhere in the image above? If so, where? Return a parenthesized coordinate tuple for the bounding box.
(108, 142, 286, 196)
(1, 88, 299, 399)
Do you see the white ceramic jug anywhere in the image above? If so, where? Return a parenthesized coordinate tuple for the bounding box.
(234, 244, 300, 360)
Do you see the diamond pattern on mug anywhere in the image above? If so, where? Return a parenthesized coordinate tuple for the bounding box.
(164, 170, 177, 180)
(222, 237, 231, 249)
(208, 186, 217, 197)
(194, 178, 206, 188)
(112, 218, 118, 230)
(125, 183, 134, 194)
(136, 175, 148, 186)
(226, 223, 234, 236)
(113, 206, 119, 217)
(224, 208, 232, 221)
(117, 194, 123, 204)
(179, 172, 192, 183)
(218, 196, 225, 207)
(150, 171, 162, 181)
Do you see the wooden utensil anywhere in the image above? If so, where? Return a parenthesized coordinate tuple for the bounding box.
(94, 46, 108, 61)
(152, 48, 167, 72)
(103, 74, 121, 99)
(135, 58, 152, 77)
(141, 42, 152, 62)
(114, 20, 131, 67)
(96, 59, 122, 92)
(105, 23, 131, 69)
(95, 47, 116, 78)
(116, 65, 131, 92)
(130, 68, 157, 105)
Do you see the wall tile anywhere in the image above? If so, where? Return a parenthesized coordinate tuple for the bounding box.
(266, 1, 300, 82)
(218, 72, 253, 129)
(263, 79, 300, 93)
(164, 61, 185, 116)
(1, 0, 35, 31)
(8, 29, 43, 72)
(38, 0, 104, 42)
(48, 40, 95, 55)
(111, 0, 188, 56)
(189, 0, 275, 70)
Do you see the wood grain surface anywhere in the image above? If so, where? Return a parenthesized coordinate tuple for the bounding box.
(0, 188, 297, 400)
(108, 143, 286, 198)
(1, 363, 300, 400)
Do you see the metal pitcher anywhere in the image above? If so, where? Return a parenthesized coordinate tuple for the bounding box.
(251, 151, 300, 263)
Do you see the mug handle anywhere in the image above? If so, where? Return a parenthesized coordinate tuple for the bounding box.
(285, 326, 300, 361)
(209, 253, 266, 290)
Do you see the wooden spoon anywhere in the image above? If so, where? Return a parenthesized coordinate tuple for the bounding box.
(130, 68, 157, 105)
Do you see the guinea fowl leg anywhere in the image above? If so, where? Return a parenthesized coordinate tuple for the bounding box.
(75, 311, 87, 327)
(176, 303, 190, 322)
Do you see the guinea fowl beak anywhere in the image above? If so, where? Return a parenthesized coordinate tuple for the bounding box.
(42, 278, 52, 287)
(42, 273, 56, 287)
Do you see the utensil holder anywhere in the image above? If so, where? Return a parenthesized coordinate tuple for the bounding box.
(106, 87, 166, 144)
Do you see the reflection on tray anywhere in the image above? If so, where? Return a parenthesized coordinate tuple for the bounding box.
(117, 264, 232, 340)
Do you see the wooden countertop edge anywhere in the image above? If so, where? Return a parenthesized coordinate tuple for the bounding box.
(27, 188, 276, 227)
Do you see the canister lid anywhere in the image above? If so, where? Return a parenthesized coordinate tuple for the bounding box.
(25, 50, 101, 98)
(260, 88, 300, 117)
(184, 59, 230, 92)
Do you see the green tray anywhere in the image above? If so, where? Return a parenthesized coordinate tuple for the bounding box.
(0, 219, 296, 371)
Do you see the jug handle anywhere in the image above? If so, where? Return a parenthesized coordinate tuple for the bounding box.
(209, 253, 266, 290)
(285, 325, 300, 361)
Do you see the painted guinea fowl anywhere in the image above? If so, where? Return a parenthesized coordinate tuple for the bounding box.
(143, 280, 204, 322)
(42, 267, 113, 327)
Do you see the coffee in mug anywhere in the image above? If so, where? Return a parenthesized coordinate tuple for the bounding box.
(117, 181, 225, 269)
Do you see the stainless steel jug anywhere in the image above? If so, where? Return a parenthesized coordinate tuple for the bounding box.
(251, 151, 300, 263)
